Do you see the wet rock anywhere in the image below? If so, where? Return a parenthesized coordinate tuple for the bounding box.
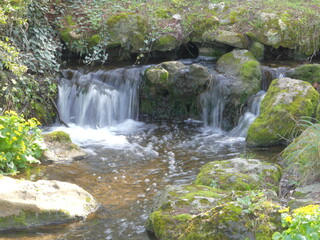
(194, 158, 282, 191)
(0, 176, 98, 231)
(246, 77, 319, 147)
(217, 49, 262, 128)
(141, 61, 211, 120)
(147, 185, 281, 240)
(42, 131, 87, 163)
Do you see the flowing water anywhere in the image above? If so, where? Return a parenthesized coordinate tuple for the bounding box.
(1, 60, 287, 240)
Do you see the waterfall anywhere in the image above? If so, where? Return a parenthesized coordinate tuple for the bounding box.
(200, 71, 227, 129)
(57, 66, 145, 128)
(262, 66, 288, 91)
(229, 91, 266, 137)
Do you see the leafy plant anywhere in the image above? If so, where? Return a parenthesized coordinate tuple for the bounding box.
(0, 111, 45, 174)
(273, 205, 320, 240)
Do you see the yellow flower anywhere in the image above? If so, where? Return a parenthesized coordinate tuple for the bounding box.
(0, 125, 4, 130)
(284, 215, 293, 223)
(293, 204, 320, 215)
(279, 207, 290, 213)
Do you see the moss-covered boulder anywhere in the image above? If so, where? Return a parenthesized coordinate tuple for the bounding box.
(202, 30, 249, 49)
(246, 12, 293, 50)
(147, 186, 281, 240)
(42, 131, 87, 163)
(217, 49, 262, 128)
(106, 13, 149, 59)
(287, 64, 320, 84)
(141, 61, 211, 120)
(246, 78, 319, 147)
(249, 41, 265, 60)
(153, 34, 180, 52)
(146, 184, 226, 239)
(0, 176, 98, 231)
(194, 158, 282, 191)
(179, 191, 281, 240)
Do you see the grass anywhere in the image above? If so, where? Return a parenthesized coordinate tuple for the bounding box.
(282, 119, 320, 186)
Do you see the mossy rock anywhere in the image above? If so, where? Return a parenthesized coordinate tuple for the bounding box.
(0, 177, 97, 231)
(249, 41, 265, 60)
(287, 64, 320, 84)
(179, 191, 281, 240)
(289, 183, 320, 209)
(147, 187, 281, 240)
(43, 131, 72, 143)
(246, 78, 319, 147)
(42, 131, 86, 162)
(106, 13, 149, 54)
(153, 34, 180, 52)
(141, 61, 210, 120)
(202, 30, 249, 48)
(217, 49, 262, 129)
(146, 184, 227, 239)
(194, 158, 282, 191)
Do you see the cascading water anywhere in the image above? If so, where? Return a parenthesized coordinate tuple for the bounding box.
(262, 66, 288, 91)
(58, 66, 146, 127)
(200, 71, 227, 129)
(229, 91, 266, 137)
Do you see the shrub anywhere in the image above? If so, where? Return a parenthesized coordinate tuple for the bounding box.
(0, 111, 45, 174)
(273, 204, 320, 239)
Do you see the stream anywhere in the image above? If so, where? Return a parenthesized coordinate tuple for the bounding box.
(1, 58, 287, 240)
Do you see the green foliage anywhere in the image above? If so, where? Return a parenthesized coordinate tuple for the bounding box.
(282, 120, 320, 186)
(273, 205, 320, 240)
(0, 111, 45, 174)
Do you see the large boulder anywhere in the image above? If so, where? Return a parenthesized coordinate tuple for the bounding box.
(246, 12, 293, 50)
(194, 158, 282, 191)
(0, 176, 98, 231)
(246, 78, 319, 147)
(147, 185, 281, 240)
(216, 49, 262, 128)
(106, 13, 149, 59)
(141, 61, 211, 120)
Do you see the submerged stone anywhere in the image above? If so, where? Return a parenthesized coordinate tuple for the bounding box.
(194, 158, 282, 191)
(0, 176, 98, 231)
(246, 77, 319, 147)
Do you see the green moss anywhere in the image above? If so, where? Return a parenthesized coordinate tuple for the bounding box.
(246, 78, 320, 147)
(249, 41, 265, 60)
(60, 28, 73, 43)
(153, 35, 180, 51)
(65, 15, 76, 26)
(0, 210, 72, 231)
(88, 34, 101, 47)
(287, 64, 320, 84)
(43, 131, 72, 143)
